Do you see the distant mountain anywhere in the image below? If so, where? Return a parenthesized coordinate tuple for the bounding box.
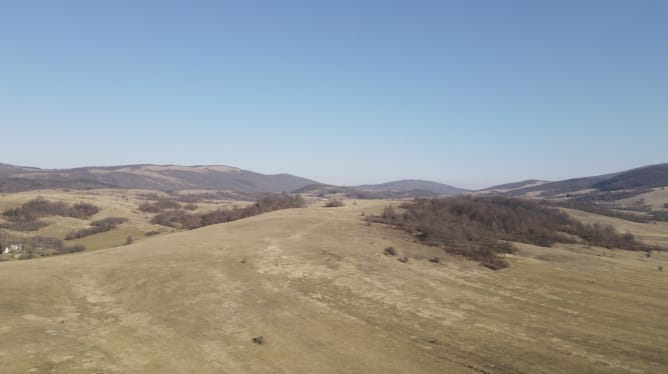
(482, 163, 668, 198)
(354, 179, 470, 195)
(0, 164, 317, 193)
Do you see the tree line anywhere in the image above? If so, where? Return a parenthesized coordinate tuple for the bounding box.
(370, 196, 660, 270)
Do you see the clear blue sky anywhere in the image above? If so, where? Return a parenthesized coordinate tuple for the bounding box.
(1, 1, 666, 189)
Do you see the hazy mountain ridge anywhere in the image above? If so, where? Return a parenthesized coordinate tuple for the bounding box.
(0, 164, 317, 193)
(354, 179, 470, 195)
(480, 179, 548, 192)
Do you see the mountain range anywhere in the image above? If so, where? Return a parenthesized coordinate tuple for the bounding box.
(1, 162, 667, 196)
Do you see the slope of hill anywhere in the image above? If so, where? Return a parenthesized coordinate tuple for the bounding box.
(1, 201, 667, 373)
(592, 163, 668, 191)
(484, 164, 668, 198)
(478, 179, 548, 193)
(0, 164, 317, 193)
(355, 179, 469, 195)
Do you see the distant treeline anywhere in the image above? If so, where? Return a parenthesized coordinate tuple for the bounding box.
(370, 196, 659, 270)
(65, 217, 128, 240)
(3, 197, 99, 222)
(152, 193, 306, 229)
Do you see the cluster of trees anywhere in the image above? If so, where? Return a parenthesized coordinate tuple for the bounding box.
(152, 193, 306, 230)
(65, 217, 128, 240)
(2, 197, 99, 222)
(371, 196, 659, 270)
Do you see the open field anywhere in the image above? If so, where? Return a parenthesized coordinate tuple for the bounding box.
(1, 200, 667, 373)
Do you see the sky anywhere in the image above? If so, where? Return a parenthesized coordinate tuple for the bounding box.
(1, 1, 666, 189)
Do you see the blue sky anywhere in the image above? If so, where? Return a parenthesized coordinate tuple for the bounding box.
(1, 1, 666, 189)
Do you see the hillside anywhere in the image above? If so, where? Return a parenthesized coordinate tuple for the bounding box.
(1, 201, 667, 373)
(483, 164, 668, 198)
(478, 179, 548, 193)
(0, 164, 317, 193)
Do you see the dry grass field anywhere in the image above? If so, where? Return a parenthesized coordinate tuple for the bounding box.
(1, 199, 667, 373)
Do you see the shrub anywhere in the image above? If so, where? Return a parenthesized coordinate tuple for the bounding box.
(324, 199, 344, 208)
(383, 246, 397, 256)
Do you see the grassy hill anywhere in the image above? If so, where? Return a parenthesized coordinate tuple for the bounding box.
(1, 200, 667, 373)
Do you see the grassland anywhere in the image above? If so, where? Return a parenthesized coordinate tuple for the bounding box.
(0, 199, 667, 373)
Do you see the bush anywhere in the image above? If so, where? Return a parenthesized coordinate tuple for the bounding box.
(383, 246, 397, 256)
(324, 199, 344, 208)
